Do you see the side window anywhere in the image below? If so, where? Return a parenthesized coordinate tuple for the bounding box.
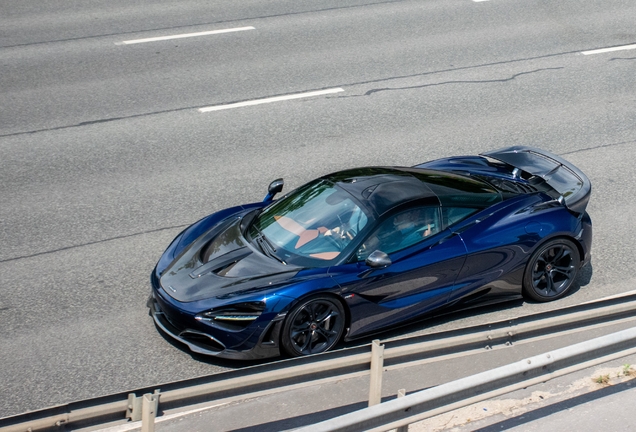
(441, 207, 480, 229)
(357, 207, 441, 260)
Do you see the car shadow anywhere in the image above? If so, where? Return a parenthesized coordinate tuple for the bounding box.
(577, 260, 594, 287)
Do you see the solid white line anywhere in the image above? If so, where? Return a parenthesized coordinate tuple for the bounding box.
(582, 290, 636, 304)
(198, 88, 345, 112)
(472, 0, 490, 2)
(118, 27, 255, 45)
(581, 43, 636, 55)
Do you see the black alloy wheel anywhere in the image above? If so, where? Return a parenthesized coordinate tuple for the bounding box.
(281, 296, 345, 357)
(523, 238, 580, 302)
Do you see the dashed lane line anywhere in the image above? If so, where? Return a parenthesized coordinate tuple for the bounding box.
(117, 26, 255, 45)
(198, 88, 345, 112)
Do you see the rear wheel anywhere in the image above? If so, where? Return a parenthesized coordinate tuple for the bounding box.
(281, 295, 345, 357)
(523, 238, 580, 302)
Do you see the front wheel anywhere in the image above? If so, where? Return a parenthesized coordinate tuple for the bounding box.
(281, 295, 345, 357)
(523, 238, 580, 302)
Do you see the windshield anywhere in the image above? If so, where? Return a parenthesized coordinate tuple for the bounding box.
(249, 180, 370, 266)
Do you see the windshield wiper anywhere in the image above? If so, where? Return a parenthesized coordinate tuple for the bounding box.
(260, 232, 277, 253)
(252, 224, 275, 251)
(252, 225, 286, 265)
(259, 237, 286, 265)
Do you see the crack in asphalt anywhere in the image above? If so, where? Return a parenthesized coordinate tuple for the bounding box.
(560, 139, 636, 156)
(610, 57, 636, 61)
(0, 107, 194, 138)
(0, 224, 188, 264)
(355, 67, 564, 97)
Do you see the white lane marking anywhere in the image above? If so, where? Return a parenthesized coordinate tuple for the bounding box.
(581, 43, 636, 55)
(198, 88, 345, 112)
(472, 0, 490, 2)
(582, 290, 636, 304)
(118, 26, 255, 45)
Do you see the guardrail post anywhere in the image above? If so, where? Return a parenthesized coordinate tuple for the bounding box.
(126, 393, 142, 422)
(141, 390, 160, 432)
(368, 339, 385, 406)
(395, 389, 408, 432)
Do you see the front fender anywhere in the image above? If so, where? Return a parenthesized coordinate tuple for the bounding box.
(270, 272, 345, 315)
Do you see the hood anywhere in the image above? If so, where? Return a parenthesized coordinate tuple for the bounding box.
(159, 216, 300, 302)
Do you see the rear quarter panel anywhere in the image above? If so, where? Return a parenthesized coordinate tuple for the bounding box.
(451, 194, 583, 304)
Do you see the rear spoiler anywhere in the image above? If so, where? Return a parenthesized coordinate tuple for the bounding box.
(481, 146, 591, 215)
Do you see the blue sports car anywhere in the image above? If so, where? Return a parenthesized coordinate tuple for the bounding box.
(148, 146, 592, 360)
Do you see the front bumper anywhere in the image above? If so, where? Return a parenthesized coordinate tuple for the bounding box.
(148, 263, 290, 361)
(148, 294, 283, 360)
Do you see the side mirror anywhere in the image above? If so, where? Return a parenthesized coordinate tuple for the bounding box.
(365, 250, 392, 269)
(263, 178, 284, 202)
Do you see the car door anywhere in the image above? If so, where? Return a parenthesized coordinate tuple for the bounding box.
(328, 207, 468, 339)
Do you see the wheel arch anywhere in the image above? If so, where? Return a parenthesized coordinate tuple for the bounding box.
(530, 233, 585, 265)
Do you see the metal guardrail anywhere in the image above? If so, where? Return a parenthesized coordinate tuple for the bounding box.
(3, 293, 636, 432)
(299, 326, 636, 432)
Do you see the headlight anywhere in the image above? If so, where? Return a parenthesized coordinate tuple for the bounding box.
(195, 302, 265, 330)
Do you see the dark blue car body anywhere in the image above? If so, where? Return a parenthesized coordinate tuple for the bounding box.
(149, 147, 592, 360)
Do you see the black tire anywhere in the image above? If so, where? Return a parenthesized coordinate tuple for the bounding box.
(523, 238, 580, 302)
(281, 295, 345, 357)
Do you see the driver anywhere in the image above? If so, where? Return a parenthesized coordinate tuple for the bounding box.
(370, 208, 436, 254)
(393, 209, 433, 238)
(321, 206, 363, 241)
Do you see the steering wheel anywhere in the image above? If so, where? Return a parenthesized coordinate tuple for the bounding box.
(323, 232, 344, 250)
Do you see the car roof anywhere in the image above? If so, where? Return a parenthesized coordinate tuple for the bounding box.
(323, 167, 501, 216)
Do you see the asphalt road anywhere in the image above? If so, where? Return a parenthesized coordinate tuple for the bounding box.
(1, 0, 636, 418)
